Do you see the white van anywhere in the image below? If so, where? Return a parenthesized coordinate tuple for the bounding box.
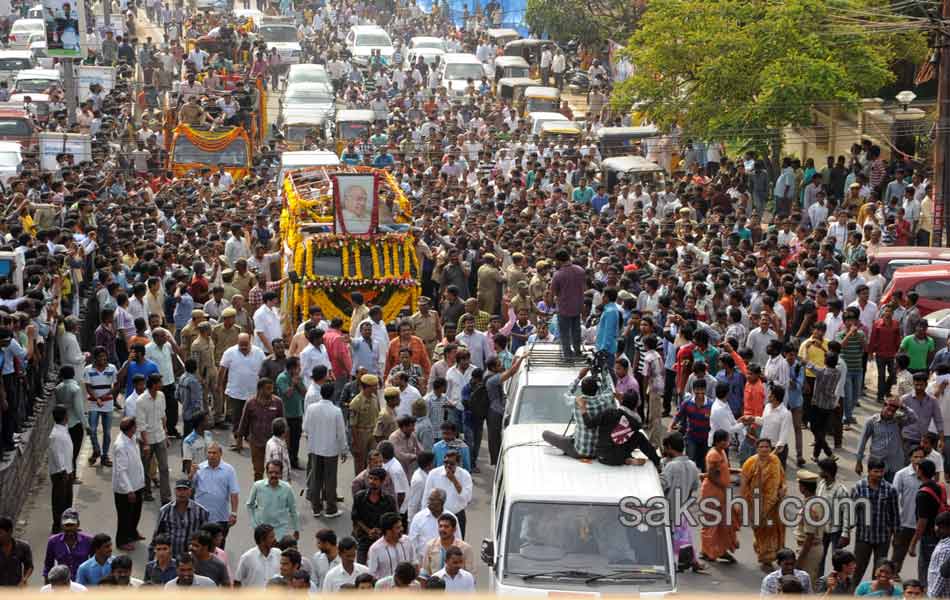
(8, 18, 45, 51)
(438, 52, 487, 99)
(346, 25, 395, 69)
(277, 150, 340, 199)
(483, 423, 676, 595)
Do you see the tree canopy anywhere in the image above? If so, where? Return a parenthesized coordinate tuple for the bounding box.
(525, 0, 645, 46)
(611, 0, 929, 153)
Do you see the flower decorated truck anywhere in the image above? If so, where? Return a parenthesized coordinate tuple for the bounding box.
(280, 165, 420, 332)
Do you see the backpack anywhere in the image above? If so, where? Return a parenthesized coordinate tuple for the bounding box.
(921, 482, 950, 514)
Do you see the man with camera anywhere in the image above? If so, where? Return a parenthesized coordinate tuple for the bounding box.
(541, 372, 612, 460)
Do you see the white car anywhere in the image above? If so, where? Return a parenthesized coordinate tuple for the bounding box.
(258, 23, 302, 64)
(0, 141, 23, 186)
(438, 52, 488, 99)
(278, 81, 335, 127)
(8, 19, 45, 51)
(409, 36, 447, 52)
(286, 63, 329, 87)
(346, 25, 394, 68)
(0, 50, 34, 84)
(13, 68, 60, 95)
(403, 47, 444, 72)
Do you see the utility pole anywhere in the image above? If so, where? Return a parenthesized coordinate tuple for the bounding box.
(935, 0, 950, 246)
(63, 59, 77, 126)
(103, 0, 111, 30)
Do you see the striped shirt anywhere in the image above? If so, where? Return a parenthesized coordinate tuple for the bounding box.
(82, 363, 117, 412)
(366, 535, 416, 580)
(850, 478, 899, 545)
(152, 500, 210, 559)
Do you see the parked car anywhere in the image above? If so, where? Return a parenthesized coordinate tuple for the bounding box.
(0, 141, 22, 186)
(7, 19, 45, 51)
(0, 50, 33, 85)
(0, 107, 36, 150)
(870, 246, 950, 281)
(925, 308, 950, 353)
(880, 264, 950, 316)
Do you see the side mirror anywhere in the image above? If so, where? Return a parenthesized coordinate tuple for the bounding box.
(480, 538, 494, 567)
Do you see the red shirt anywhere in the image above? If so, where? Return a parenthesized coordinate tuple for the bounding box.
(869, 317, 902, 358)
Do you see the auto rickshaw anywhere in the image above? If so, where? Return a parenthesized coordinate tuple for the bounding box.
(503, 39, 556, 66)
(539, 120, 582, 146)
(282, 118, 332, 151)
(334, 109, 374, 155)
(600, 155, 666, 193)
(497, 77, 535, 107)
(523, 86, 560, 115)
(493, 55, 530, 83)
(595, 125, 659, 158)
(486, 28, 520, 47)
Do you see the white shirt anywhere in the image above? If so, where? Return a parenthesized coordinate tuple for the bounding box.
(708, 399, 744, 446)
(764, 355, 790, 390)
(361, 318, 389, 371)
(433, 567, 476, 591)
(137, 390, 167, 445)
(299, 344, 331, 381)
(838, 273, 865, 306)
(41, 582, 88, 592)
(235, 546, 281, 587)
(866, 274, 886, 305)
(252, 305, 282, 350)
(145, 341, 175, 386)
(310, 552, 341, 588)
(48, 423, 73, 474)
(397, 384, 422, 418)
(321, 562, 370, 592)
(406, 467, 428, 521)
(112, 432, 145, 493)
(445, 364, 474, 411)
(165, 575, 216, 588)
(823, 312, 844, 341)
(849, 299, 878, 333)
(366, 534, 416, 579)
(757, 402, 793, 450)
(220, 346, 266, 401)
(384, 457, 411, 511)
(408, 507, 460, 560)
(423, 466, 473, 514)
(303, 398, 348, 457)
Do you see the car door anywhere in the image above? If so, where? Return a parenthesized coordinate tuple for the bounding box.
(915, 279, 950, 315)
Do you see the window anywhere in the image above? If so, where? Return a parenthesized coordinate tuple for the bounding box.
(0, 58, 32, 71)
(172, 136, 247, 167)
(259, 26, 297, 43)
(356, 33, 392, 47)
(916, 280, 950, 302)
(312, 252, 343, 278)
(0, 118, 31, 137)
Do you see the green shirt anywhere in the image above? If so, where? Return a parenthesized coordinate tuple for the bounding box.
(836, 329, 866, 370)
(900, 334, 935, 371)
(246, 479, 299, 538)
(275, 371, 306, 419)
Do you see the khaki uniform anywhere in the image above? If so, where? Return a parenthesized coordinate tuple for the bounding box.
(348, 392, 379, 473)
(374, 406, 397, 443)
(191, 335, 218, 421)
(408, 310, 440, 355)
(211, 323, 243, 365)
(510, 293, 533, 316)
(233, 309, 253, 334)
(505, 265, 528, 294)
(221, 283, 241, 304)
(476, 264, 504, 314)
(232, 271, 254, 298)
(529, 274, 547, 304)
(795, 501, 826, 585)
(179, 322, 200, 358)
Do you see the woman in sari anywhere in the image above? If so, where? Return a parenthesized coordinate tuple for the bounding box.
(700, 430, 738, 563)
(740, 437, 786, 572)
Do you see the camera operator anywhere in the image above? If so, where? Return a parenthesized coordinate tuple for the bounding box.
(584, 389, 660, 467)
(541, 372, 612, 459)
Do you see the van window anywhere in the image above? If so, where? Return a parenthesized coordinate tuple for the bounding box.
(0, 118, 32, 137)
(511, 385, 574, 424)
(503, 501, 670, 587)
(916, 280, 950, 302)
(0, 58, 32, 71)
(495, 493, 505, 543)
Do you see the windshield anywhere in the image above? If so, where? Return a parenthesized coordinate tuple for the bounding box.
(259, 26, 297, 43)
(285, 125, 312, 141)
(504, 502, 670, 588)
(288, 69, 328, 85)
(12, 23, 43, 34)
(15, 79, 54, 93)
(356, 33, 392, 47)
(339, 121, 370, 139)
(285, 89, 333, 103)
(444, 63, 484, 81)
(173, 136, 248, 167)
(511, 385, 574, 424)
(526, 98, 559, 112)
(0, 58, 32, 71)
(0, 118, 32, 137)
(414, 39, 444, 49)
(504, 66, 530, 78)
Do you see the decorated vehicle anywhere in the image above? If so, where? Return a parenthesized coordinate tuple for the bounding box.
(280, 166, 419, 331)
(167, 124, 253, 180)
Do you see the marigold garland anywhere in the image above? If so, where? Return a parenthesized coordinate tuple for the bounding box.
(353, 243, 363, 279)
(382, 242, 391, 278)
(341, 242, 350, 278)
(370, 244, 380, 278)
(403, 239, 411, 277)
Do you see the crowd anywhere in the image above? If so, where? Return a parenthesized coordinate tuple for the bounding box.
(0, 0, 946, 596)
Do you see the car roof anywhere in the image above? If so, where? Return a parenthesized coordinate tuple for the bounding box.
(285, 81, 333, 94)
(281, 150, 339, 167)
(15, 68, 59, 78)
(0, 141, 23, 152)
(872, 246, 950, 261)
(892, 264, 950, 278)
(525, 86, 559, 96)
(602, 155, 664, 173)
(409, 48, 444, 57)
(500, 424, 663, 503)
(0, 50, 32, 58)
(288, 63, 327, 71)
(495, 56, 529, 66)
(529, 111, 568, 121)
(596, 125, 660, 138)
(335, 109, 375, 121)
(411, 36, 443, 43)
(351, 25, 387, 32)
(12, 19, 44, 28)
(927, 308, 950, 325)
(441, 52, 482, 63)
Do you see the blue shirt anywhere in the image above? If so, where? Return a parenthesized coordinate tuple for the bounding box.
(173, 292, 195, 330)
(193, 461, 240, 522)
(75, 556, 112, 586)
(2, 339, 24, 375)
(572, 187, 593, 205)
(350, 338, 380, 375)
(432, 440, 471, 471)
(786, 361, 805, 409)
(125, 358, 159, 396)
(595, 303, 620, 353)
(715, 368, 746, 417)
(373, 153, 394, 168)
(341, 152, 362, 166)
(591, 193, 609, 214)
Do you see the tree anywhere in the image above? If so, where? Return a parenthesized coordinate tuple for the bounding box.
(611, 0, 928, 155)
(526, 0, 645, 45)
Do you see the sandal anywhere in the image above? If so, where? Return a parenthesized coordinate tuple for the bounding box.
(101, 457, 112, 467)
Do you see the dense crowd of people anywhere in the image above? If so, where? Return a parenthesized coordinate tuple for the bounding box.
(0, 0, 947, 596)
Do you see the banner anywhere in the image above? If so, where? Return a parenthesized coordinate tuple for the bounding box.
(41, 0, 87, 58)
(608, 39, 634, 83)
(173, 124, 248, 153)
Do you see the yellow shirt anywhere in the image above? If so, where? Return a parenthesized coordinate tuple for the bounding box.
(798, 338, 828, 377)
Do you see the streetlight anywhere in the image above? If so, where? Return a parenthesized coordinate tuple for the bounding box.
(896, 90, 917, 111)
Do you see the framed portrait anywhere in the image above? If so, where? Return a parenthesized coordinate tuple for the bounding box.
(333, 173, 378, 235)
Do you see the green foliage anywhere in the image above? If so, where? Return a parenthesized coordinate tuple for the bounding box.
(611, 0, 928, 153)
(525, 0, 644, 45)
